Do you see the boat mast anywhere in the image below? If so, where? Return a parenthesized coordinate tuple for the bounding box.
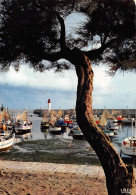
(135, 109, 136, 136)
(132, 118, 134, 141)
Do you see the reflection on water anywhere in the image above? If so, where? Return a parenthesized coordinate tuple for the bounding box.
(41, 128, 73, 140)
(15, 131, 33, 143)
(0, 110, 135, 165)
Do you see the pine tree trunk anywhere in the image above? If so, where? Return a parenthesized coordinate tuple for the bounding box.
(70, 48, 134, 195)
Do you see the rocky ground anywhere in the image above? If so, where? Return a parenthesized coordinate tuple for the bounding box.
(0, 160, 135, 195)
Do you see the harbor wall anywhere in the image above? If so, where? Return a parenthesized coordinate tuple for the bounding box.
(33, 109, 136, 118)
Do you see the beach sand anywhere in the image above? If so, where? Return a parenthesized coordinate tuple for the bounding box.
(0, 160, 135, 195)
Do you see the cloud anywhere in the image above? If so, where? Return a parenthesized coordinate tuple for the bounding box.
(0, 64, 112, 94)
(0, 64, 136, 109)
(0, 65, 77, 91)
(93, 65, 112, 95)
(92, 65, 136, 109)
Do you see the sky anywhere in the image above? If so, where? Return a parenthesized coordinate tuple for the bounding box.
(0, 10, 136, 110)
(0, 64, 136, 110)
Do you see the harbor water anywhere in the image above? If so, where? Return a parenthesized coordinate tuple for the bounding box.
(0, 109, 135, 165)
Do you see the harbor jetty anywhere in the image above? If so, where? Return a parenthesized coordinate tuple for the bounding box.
(33, 108, 136, 118)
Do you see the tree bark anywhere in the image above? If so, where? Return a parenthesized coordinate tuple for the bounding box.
(70, 48, 134, 195)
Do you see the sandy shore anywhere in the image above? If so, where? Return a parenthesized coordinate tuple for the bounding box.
(0, 160, 135, 195)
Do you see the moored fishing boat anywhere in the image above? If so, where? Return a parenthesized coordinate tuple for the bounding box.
(120, 117, 134, 125)
(15, 110, 32, 132)
(106, 121, 119, 131)
(94, 115, 100, 125)
(98, 109, 118, 138)
(55, 118, 67, 127)
(110, 109, 122, 123)
(48, 112, 62, 134)
(106, 109, 118, 123)
(15, 130, 32, 142)
(0, 131, 15, 153)
(117, 116, 125, 123)
(40, 110, 49, 130)
(49, 126, 62, 134)
(0, 108, 13, 131)
(70, 126, 84, 140)
(121, 118, 136, 156)
(102, 128, 118, 138)
(64, 115, 73, 126)
(121, 137, 136, 156)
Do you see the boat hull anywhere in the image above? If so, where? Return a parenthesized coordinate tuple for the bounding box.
(15, 125, 32, 131)
(41, 125, 49, 130)
(0, 145, 13, 153)
(121, 146, 136, 156)
(121, 137, 136, 156)
(109, 126, 119, 131)
(0, 133, 15, 153)
(49, 126, 66, 135)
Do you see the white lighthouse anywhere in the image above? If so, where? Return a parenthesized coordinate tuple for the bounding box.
(48, 99, 51, 111)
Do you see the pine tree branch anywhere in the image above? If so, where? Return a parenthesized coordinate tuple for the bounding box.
(84, 38, 118, 60)
(55, 12, 66, 50)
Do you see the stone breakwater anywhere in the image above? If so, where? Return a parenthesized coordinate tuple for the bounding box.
(33, 108, 136, 117)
